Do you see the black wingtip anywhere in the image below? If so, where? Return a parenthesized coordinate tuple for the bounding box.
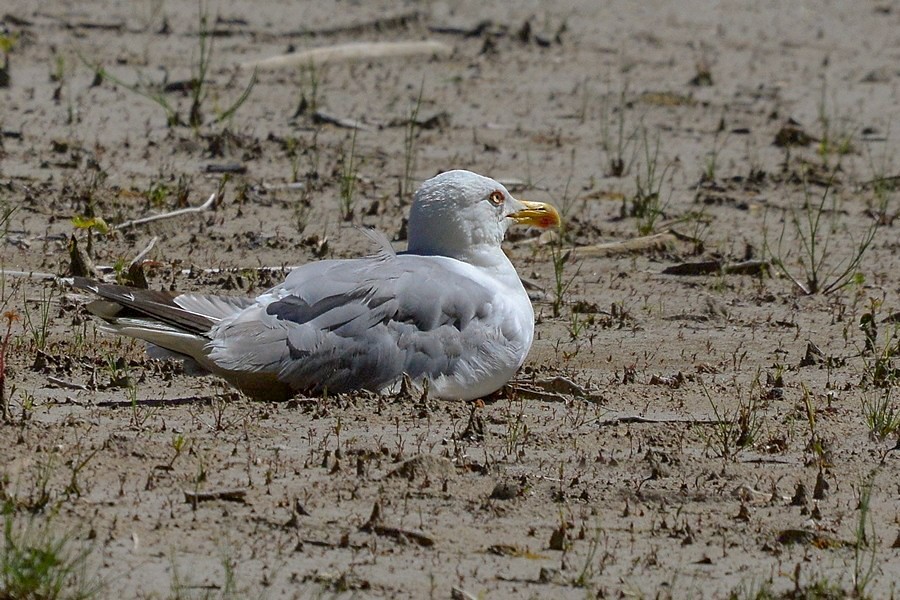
(75, 279, 215, 335)
(72, 276, 99, 292)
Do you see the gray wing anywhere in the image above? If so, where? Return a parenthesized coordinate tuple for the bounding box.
(206, 254, 513, 395)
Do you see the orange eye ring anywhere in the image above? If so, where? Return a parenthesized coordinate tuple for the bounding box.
(488, 190, 505, 206)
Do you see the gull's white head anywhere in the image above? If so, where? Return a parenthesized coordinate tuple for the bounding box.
(407, 170, 559, 260)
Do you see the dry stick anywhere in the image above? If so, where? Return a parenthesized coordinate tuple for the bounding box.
(661, 260, 721, 276)
(574, 230, 679, 258)
(357, 501, 434, 546)
(240, 40, 452, 70)
(369, 524, 435, 547)
(511, 377, 604, 403)
(47, 376, 88, 391)
(723, 260, 770, 275)
(575, 228, 705, 258)
(183, 488, 247, 504)
(594, 415, 723, 426)
(451, 587, 479, 600)
(512, 388, 569, 403)
(312, 110, 372, 131)
(114, 193, 216, 230)
(260, 181, 306, 192)
(429, 20, 493, 37)
(129, 236, 158, 267)
(661, 259, 770, 276)
(0, 270, 58, 281)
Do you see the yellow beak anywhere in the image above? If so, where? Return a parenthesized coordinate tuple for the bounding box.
(509, 200, 561, 229)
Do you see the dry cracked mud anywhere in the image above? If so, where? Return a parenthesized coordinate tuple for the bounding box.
(1, 1, 900, 598)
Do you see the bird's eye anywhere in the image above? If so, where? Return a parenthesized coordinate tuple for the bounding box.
(488, 190, 505, 206)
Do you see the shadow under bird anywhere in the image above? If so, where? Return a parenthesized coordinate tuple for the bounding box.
(75, 170, 560, 401)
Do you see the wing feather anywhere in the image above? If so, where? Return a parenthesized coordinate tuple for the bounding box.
(207, 254, 520, 397)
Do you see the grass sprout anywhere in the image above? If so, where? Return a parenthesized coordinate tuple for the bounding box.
(626, 125, 672, 235)
(764, 174, 885, 295)
(400, 78, 425, 204)
(23, 285, 55, 352)
(853, 471, 879, 598)
(861, 389, 900, 441)
(1, 510, 100, 600)
(599, 83, 637, 177)
(702, 379, 763, 460)
(82, 3, 255, 129)
(339, 128, 359, 221)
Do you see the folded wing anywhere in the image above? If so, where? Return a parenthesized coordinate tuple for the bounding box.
(207, 254, 523, 399)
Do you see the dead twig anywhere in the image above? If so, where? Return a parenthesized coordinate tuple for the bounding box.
(129, 236, 158, 267)
(451, 587, 479, 600)
(124, 236, 158, 288)
(723, 260, 770, 276)
(367, 524, 435, 547)
(0, 270, 60, 281)
(509, 386, 568, 403)
(115, 193, 216, 230)
(183, 488, 247, 504)
(204, 163, 246, 174)
(661, 259, 770, 276)
(241, 40, 452, 70)
(595, 414, 722, 427)
(312, 110, 372, 131)
(574, 230, 680, 257)
(359, 501, 435, 547)
(47, 376, 89, 391)
(510, 377, 604, 403)
(259, 181, 306, 192)
(661, 260, 721, 276)
(428, 20, 493, 37)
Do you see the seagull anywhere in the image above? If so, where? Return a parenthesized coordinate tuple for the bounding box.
(75, 170, 560, 401)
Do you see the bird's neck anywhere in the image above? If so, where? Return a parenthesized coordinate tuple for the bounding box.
(407, 211, 505, 259)
(436, 245, 523, 289)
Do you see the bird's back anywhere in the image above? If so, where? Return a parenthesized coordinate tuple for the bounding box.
(207, 252, 533, 399)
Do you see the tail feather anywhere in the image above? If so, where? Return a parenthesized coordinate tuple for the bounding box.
(74, 277, 216, 335)
(96, 319, 211, 362)
(74, 278, 291, 400)
(74, 278, 253, 333)
(73, 278, 237, 369)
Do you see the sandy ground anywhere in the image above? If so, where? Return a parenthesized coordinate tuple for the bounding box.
(1, 1, 900, 598)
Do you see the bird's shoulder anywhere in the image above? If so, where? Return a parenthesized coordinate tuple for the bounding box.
(251, 253, 499, 331)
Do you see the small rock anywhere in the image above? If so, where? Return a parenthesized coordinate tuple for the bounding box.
(538, 567, 561, 583)
(813, 470, 829, 500)
(800, 341, 825, 367)
(548, 525, 567, 550)
(489, 481, 519, 500)
(790, 482, 807, 506)
(388, 455, 455, 481)
(774, 121, 815, 147)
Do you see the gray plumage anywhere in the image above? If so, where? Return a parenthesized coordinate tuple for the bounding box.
(75, 170, 559, 401)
